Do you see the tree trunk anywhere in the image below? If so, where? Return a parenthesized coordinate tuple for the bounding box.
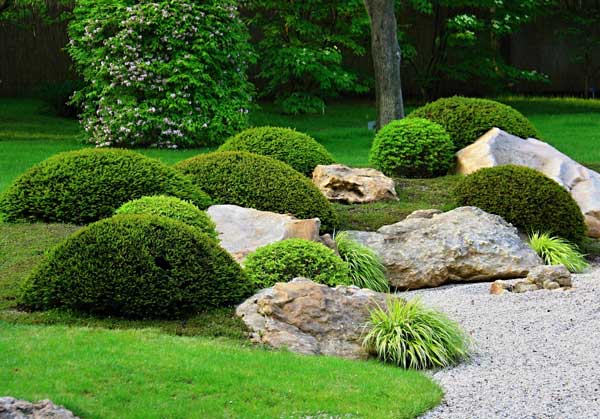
(364, 0, 405, 129)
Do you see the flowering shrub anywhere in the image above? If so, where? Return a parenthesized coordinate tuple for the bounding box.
(67, 0, 254, 148)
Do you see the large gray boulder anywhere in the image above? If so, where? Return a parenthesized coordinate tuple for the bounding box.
(346, 207, 542, 289)
(312, 164, 398, 204)
(207, 205, 321, 262)
(456, 127, 600, 237)
(0, 397, 78, 419)
(236, 278, 398, 359)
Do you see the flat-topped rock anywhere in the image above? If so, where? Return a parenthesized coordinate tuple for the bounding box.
(456, 127, 600, 237)
(346, 207, 542, 289)
(312, 164, 398, 204)
(207, 205, 321, 262)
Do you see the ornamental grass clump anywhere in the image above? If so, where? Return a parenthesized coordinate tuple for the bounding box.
(529, 232, 590, 273)
(334, 231, 388, 292)
(363, 297, 470, 370)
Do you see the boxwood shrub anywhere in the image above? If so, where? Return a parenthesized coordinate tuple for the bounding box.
(453, 165, 586, 243)
(244, 238, 351, 289)
(409, 96, 540, 150)
(19, 214, 252, 319)
(218, 126, 334, 176)
(175, 151, 338, 232)
(0, 149, 211, 224)
(115, 195, 217, 239)
(369, 118, 454, 178)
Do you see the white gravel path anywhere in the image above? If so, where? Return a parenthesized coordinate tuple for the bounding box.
(398, 266, 600, 419)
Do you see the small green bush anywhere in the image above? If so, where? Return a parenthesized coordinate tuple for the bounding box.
(244, 239, 351, 289)
(334, 231, 388, 292)
(218, 126, 334, 176)
(362, 297, 470, 370)
(115, 195, 217, 240)
(0, 149, 211, 224)
(175, 151, 338, 232)
(409, 96, 540, 150)
(369, 118, 454, 178)
(453, 165, 586, 244)
(19, 215, 251, 319)
(529, 232, 589, 273)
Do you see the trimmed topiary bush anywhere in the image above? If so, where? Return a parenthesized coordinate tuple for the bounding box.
(409, 96, 540, 150)
(175, 151, 338, 232)
(244, 238, 351, 289)
(19, 215, 252, 319)
(218, 126, 334, 176)
(369, 118, 454, 178)
(454, 165, 586, 243)
(67, 0, 254, 148)
(0, 149, 211, 224)
(363, 297, 470, 370)
(115, 195, 217, 240)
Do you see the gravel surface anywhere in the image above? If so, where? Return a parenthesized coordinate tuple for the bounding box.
(399, 266, 600, 419)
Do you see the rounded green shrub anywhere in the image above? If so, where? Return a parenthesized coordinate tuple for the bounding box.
(115, 195, 217, 240)
(454, 165, 586, 243)
(218, 126, 334, 176)
(19, 215, 252, 319)
(409, 96, 540, 150)
(175, 151, 338, 232)
(369, 118, 454, 178)
(244, 239, 351, 289)
(0, 149, 211, 224)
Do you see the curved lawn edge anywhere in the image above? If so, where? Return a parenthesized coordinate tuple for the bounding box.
(0, 322, 442, 419)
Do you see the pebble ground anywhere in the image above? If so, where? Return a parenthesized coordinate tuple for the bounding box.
(398, 267, 600, 419)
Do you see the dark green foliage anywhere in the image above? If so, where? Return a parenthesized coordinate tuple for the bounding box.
(244, 0, 369, 114)
(37, 80, 84, 118)
(454, 165, 586, 243)
(19, 215, 252, 319)
(369, 118, 454, 178)
(0, 148, 211, 224)
(175, 151, 338, 232)
(409, 97, 540, 150)
(115, 195, 217, 240)
(244, 239, 351, 289)
(218, 126, 334, 176)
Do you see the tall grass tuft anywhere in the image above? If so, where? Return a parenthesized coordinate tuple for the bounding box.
(334, 231, 389, 292)
(363, 297, 470, 370)
(529, 232, 590, 273)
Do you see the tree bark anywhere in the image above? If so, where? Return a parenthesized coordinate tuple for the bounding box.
(364, 0, 405, 129)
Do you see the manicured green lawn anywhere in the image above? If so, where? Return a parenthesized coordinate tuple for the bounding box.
(3, 96, 599, 193)
(0, 322, 442, 419)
